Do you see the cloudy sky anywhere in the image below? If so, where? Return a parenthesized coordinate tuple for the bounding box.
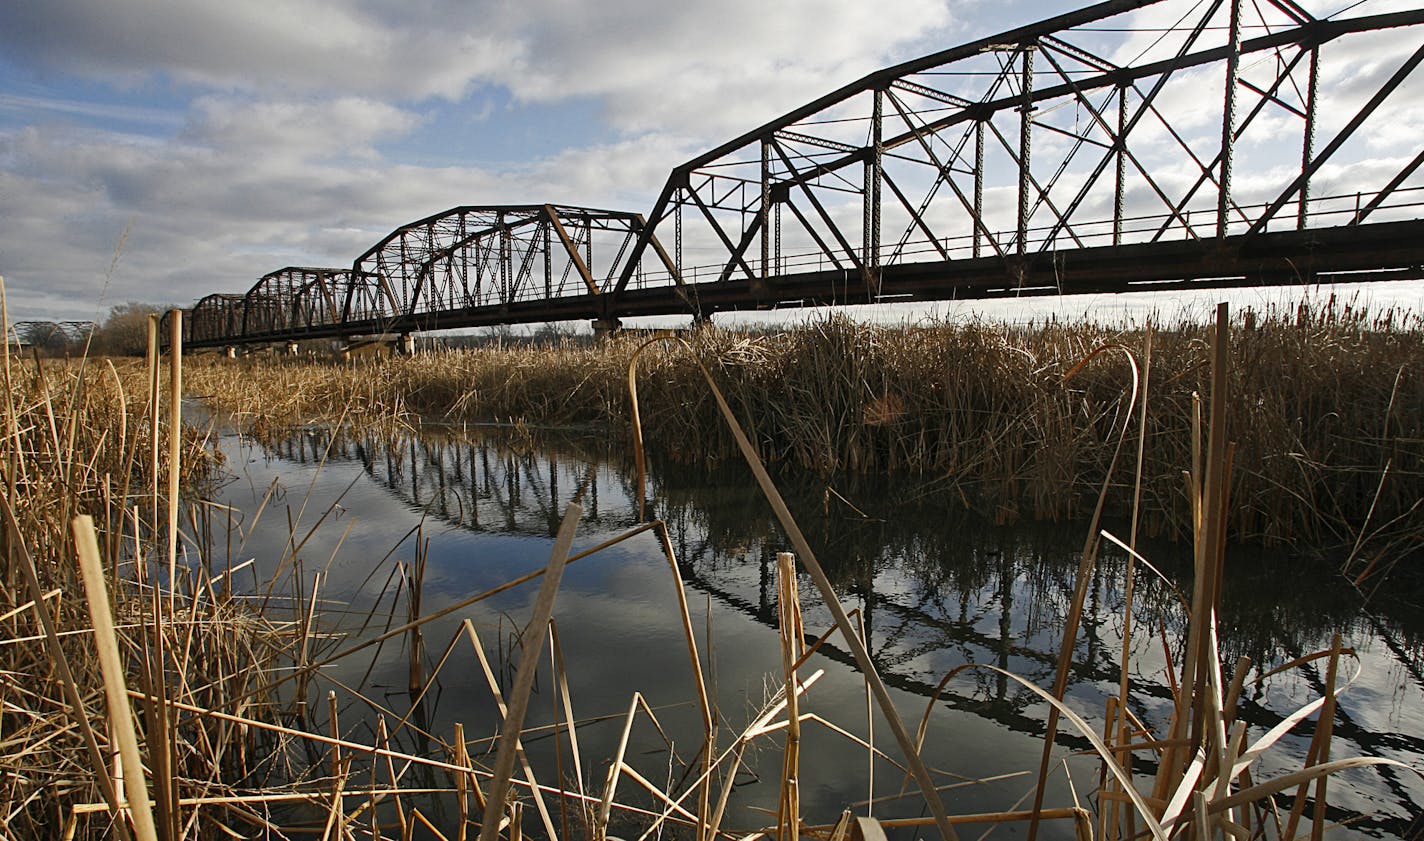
(1, 0, 1420, 326)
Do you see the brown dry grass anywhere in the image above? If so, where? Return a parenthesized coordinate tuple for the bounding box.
(0, 335, 291, 839)
(4, 288, 1413, 839)
(187, 297, 1424, 563)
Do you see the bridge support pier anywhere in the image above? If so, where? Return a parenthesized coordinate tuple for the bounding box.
(285, 341, 299, 356)
(591, 318, 622, 341)
(401, 334, 416, 355)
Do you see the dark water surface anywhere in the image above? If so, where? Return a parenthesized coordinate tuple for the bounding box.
(211, 423, 1424, 839)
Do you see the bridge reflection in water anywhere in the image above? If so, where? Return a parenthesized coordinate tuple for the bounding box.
(247, 424, 1424, 837)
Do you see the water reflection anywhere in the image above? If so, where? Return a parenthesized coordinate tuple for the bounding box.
(243, 424, 1424, 838)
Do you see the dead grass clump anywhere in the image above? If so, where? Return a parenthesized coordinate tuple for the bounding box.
(0, 302, 293, 839)
(188, 299, 1423, 561)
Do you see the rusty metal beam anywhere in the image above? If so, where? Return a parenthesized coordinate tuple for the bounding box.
(545, 206, 600, 296)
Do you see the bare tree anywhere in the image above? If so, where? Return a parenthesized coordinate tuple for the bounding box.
(92, 302, 164, 356)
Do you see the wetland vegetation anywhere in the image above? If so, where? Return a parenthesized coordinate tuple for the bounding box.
(5, 294, 1423, 839)
(189, 298, 1424, 572)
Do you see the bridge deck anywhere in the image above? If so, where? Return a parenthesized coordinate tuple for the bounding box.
(193, 218, 1424, 347)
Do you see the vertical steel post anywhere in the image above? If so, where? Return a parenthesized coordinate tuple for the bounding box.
(1217, 0, 1243, 239)
(543, 221, 552, 300)
(974, 120, 985, 258)
(761, 138, 772, 279)
(775, 201, 783, 278)
(458, 214, 468, 308)
(864, 87, 884, 287)
(499, 214, 511, 304)
(1114, 85, 1128, 246)
(400, 236, 411, 315)
(1017, 43, 1036, 257)
(1298, 45, 1319, 230)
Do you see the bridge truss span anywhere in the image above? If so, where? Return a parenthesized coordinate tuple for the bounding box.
(175, 0, 1424, 349)
(243, 268, 377, 341)
(346, 204, 681, 335)
(6, 320, 97, 352)
(182, 269, 383, 346)
(617, 0, 1424, 313)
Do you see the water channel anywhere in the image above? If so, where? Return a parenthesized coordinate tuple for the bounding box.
(209, 421, 1424, 839)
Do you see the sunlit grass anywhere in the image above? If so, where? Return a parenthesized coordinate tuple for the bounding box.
(188, 297, 1424, 565)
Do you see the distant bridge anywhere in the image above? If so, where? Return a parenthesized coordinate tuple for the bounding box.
(6, 320, 97, 352)
(172, 0, 1424, 349)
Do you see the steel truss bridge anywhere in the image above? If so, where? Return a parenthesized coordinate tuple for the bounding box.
(6, 320, 97, 350)
(175, 0, 1424, 349)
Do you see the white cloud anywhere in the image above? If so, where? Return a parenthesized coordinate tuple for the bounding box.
(0, 112, 707, 319)
(0, 0, 959, 135)
(0, 121, 457, 317)
(0, 0, 515, 100)
(479, 0, 956, 134)
(0, 93, 185, 129)
(183, 96, 423, 161)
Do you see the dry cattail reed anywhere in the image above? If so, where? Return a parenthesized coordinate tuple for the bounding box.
(185, 300, 1424, 563)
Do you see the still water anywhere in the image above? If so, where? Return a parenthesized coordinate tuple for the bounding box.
(211, 422, 1424, 838)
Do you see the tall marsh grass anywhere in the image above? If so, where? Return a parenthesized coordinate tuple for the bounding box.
(0, 321, 283, 838)
(4, 285, 1417, 839)
(187, 298, 1424, 567)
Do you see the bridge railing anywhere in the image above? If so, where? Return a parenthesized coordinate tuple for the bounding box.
(613, 184, 1424, 292)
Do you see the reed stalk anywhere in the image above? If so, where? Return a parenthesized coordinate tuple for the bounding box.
(775, 552, 804, 841)
(167, 312, 182, 599)
(477, 502, 578, 841)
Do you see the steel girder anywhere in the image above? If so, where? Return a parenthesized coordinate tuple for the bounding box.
(613, 0, 1424, 312)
